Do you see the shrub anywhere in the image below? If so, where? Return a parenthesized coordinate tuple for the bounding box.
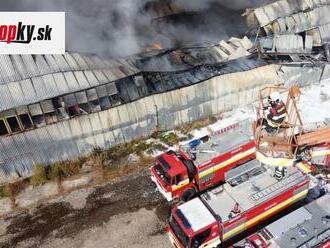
(159, 132, 179, 146)
(0, 185, 10, 198)
(60, 160, 81, 177)
(31, 164, 47, 186)
(49, 162, 64, 180)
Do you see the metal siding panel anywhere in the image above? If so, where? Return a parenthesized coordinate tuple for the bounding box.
(53, 72, 70, 94)
(86, 88, 98, 101)
(53, 54, 71, 72)
(102, 69, 118, 82)
(75, 91, 88, 104)
(68, 118, 83, 138)
(40, 100, 55, 113)
(93, 70, 108, 84)
(71, 53, 89, 70)
(106, 82, 118, 95)
(7, 81, 24, 107)
(44, 54, 61, 72)
(28, 103, 43, 116)
(21, 55, 39, 78)
(31, 76, 48, 99)
(41, 74, 59, 95)
(20, 79, 37, 104)
(35, 55, 53, 75)
(0, 84, 13, 111)
(84, 70, 99, 87)
(11, 55, 29, 79)
(96, 85, 108, 98)
(63, 94, 77, 106)
(63, 71, 79, 90)
(63, 52, 80, 70)
(0, 55, 17, 83)
(73, 71, 91, 89)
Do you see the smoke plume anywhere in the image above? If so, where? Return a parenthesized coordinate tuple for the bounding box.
(0, 0, 269, 58)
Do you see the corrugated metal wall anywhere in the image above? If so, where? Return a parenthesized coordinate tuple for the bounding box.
(0, 64, 280, 183)
(1, 63, 328, 183)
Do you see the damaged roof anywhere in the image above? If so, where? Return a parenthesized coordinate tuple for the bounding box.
(0, 53, 139, 112)
(0, 36, 259, 113)
(250, 0, 330, 48)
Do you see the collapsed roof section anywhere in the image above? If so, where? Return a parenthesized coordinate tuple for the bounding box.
(0, 36, 256, 113)
(136, 36, 253, 72)
(247, 0, 330, 61)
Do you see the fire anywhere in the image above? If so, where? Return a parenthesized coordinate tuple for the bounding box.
(145, 42, 163, 52)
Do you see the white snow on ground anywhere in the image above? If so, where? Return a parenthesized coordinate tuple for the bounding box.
(298, 79, 330, 124)
(180, 79, 330, 147)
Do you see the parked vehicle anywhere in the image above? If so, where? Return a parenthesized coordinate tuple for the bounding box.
(150, 119, 255, 201)
(168, 159, 310, 248)
(232, 194, 330, 248)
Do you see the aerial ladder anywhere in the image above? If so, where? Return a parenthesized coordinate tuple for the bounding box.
(254, 85, 330, 172)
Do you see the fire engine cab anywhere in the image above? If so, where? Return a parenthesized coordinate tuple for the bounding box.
(150, 119, 255, 201)
(168, 159, 310, 248)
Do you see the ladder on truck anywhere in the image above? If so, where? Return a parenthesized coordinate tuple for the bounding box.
(254, 86, 303, 158)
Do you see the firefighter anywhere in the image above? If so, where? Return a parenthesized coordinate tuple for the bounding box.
(228, 202, 241, 219)
(263, 91, 286, 133)
(274, 166, 287, 180)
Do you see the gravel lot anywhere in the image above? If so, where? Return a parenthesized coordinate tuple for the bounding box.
(0, 169, 171, 248)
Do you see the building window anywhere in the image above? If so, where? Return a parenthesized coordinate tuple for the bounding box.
(31, 115, 46, 127)
(29, 104, 46, 127)
(0, 119, 9, 136)
(90, 99, 101, 112)
(99, 96, 111, 110)
(67, 105, 80, 117)
(75, 91, 90, 114)
(44, 113, 58, 124)
(6, 116, 22, 133)
(109, 94, 121, 106)
(18, 113, 34, 129)
(64, 94, 80, 117)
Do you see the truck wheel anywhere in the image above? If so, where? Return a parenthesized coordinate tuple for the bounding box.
(181, 188, 196, 202)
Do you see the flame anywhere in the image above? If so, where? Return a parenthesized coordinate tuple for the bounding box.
(146, 42, 163, 52)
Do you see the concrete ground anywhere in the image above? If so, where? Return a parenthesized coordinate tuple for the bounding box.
(0, 169, 171, 248)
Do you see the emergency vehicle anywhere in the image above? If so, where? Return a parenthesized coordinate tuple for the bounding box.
(168, 159, 310, 248)
(233, 194, 330, 248)
(150, 119, 255, 201)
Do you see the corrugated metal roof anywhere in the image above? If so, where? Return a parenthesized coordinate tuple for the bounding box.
(253, 0, 330, 27)
(273, 34, 313, 53)
(0, 52, 140, 112)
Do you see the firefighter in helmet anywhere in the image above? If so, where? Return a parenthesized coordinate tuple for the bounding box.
(262, 91, 286, 133)
(274, 166, 287, 181)
(228, 202, 241, 219)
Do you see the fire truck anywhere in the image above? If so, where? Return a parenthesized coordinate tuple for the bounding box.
(233, 194, 330, 248)
(168, 159, 310, 248)
(150, 119, 256, 201)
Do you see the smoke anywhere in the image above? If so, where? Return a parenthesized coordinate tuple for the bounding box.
(0, 0, 268, 58)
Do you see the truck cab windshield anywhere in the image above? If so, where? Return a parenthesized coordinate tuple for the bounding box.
(170, 215, 190, 247)
(154, 163, 171, 185)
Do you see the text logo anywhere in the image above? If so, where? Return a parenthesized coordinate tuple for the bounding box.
(0, 12, 65, 54)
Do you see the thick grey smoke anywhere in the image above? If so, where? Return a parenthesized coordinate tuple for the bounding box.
(0, 0, 268, 58)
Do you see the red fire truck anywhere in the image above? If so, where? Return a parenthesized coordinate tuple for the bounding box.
(150, 120, 255, 201)
(233, 194, 330, 248)
(168, 159, 310, 248)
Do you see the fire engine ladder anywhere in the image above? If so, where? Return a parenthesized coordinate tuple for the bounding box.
(255, 86, 303, 158)
(250, 171, 304, 202)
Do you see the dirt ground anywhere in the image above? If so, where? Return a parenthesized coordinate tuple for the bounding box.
(0, 169, 171, 248)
